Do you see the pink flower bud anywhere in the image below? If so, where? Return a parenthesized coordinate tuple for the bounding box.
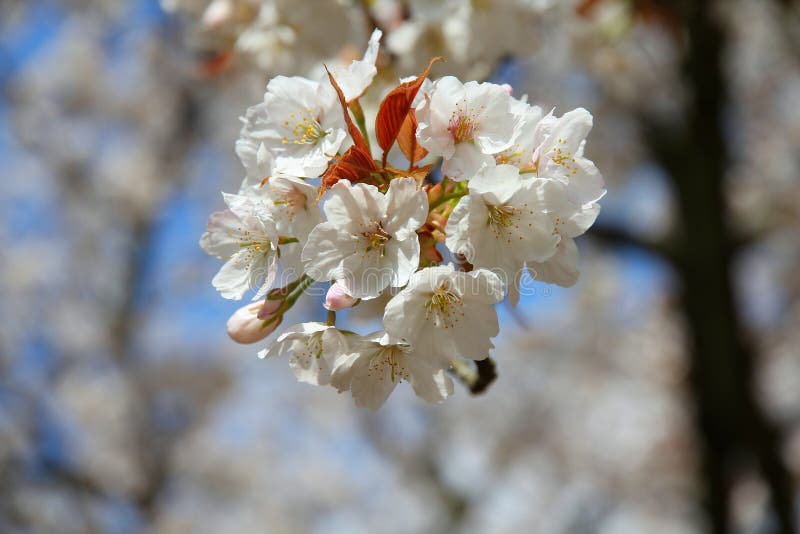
(324, 280, 358, 311)
(500, 83, 513, 96)
(227, 299, 281, 344)
(257, 298, 283, 320)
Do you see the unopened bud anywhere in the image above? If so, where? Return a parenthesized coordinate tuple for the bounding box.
(227, 299, 281, 344)
(324, 280, 358, 311)
(500, 83, 513, 96)
(257, 298, 283, 320)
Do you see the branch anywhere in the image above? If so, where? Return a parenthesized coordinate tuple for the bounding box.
(588, 223, 677, 262)
(450, 357, 497, 395)
(647, 2, 796, 532)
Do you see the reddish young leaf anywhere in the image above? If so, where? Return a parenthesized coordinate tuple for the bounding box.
(418, 229, 444, 267)
(197, 50, 233, 78)
(375, 56, 442, 165)
(324, 66, 370, 153)
(396, 110, 428, 164)
(383, 163, 434, 185)
(321, 145, 379, 190)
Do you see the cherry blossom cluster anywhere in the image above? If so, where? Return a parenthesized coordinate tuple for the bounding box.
(201, 31, 605, 409)
(162, 0, 554, 80)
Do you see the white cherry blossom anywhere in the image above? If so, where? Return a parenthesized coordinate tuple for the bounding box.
(200, 193, 281, 300)
(235, 101, 277, 185)
(301, 178, 428, 300)
(238, 176, 320, 235)
(528, 178, 602, 287)
(247, 76, 348, 178)
(330, 331, 454, 410)
(258, 322, 349, 386)
(198, 52, 607, 408)
(445, 164, 559, 303)
(238, 175, 323, 281)
(325, 29, 382, 103)
(496, 96, 545, 168)
(531, 107, 606, 204)
(382, 264, 504, 367)
(415, 76, 517, 180)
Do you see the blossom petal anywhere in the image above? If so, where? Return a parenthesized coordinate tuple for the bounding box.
(528, 238, 580, 287)
(383, 177, 428, 240)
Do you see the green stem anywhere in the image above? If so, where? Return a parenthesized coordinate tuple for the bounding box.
(349, 99, 372, 155)
(429, 191, 466, 211)
(285, 275, 315, 304)
(267, 275, 304, 299)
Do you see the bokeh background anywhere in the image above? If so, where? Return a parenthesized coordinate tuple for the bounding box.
(1, 0, 800, 532)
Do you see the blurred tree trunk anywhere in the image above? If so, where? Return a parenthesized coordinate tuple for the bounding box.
(644, 1, 796, 532)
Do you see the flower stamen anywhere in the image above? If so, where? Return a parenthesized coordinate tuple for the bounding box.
(281, 108, 328, 146)
(361, 221, 392, 256)
(424, 285, 464, 329)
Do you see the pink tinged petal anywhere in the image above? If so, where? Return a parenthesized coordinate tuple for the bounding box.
(324, 280, 358, 311)
(257, 298, 283, 319)
(274, 175, 318, 197)
(383, 178, 428, 239)
(415, 76, 464, 157)
(227, 300, 280, 344)
(200, 209, 242, 259)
